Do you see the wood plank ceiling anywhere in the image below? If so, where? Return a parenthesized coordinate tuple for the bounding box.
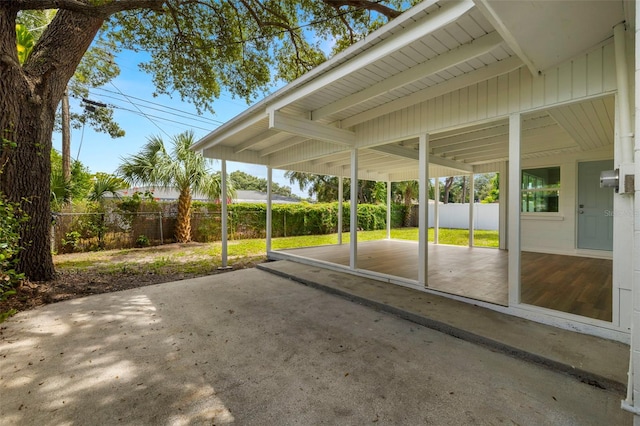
(195, 1, 618, 181)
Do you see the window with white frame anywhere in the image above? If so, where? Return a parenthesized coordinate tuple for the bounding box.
(521, 167, 560, 213)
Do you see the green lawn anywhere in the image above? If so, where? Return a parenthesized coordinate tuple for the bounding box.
(54, 228, 498, 276)
(271, 227, 498, 250)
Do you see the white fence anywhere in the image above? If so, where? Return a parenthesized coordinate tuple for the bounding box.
(426, 203, 499, 230)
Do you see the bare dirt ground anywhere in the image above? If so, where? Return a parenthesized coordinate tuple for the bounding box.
(0, 243, 263, 315)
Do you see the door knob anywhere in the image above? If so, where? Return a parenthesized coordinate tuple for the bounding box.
(579, 210, 584, 214)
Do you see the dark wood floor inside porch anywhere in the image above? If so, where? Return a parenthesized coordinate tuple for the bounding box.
(278, 240, 612, 322)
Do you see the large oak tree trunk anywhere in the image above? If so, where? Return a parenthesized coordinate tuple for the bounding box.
(0, 7, 103, 281)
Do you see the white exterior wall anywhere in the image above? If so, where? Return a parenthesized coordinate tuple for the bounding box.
(518, 149, 614, 257)
(349, 40, 630, 337)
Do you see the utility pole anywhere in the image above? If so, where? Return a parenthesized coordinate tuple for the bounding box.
(61, 89, 71, 188)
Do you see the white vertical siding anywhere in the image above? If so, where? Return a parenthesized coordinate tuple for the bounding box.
(355, 42, 616, 148)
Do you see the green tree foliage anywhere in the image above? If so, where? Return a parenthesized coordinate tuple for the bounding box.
(88, 174, 127, 204)
(117, 131, 230, 243)
(285, 171, 384, 204)
(229, 170, 297, 199)
(0, 192, 28, 322)
(482, 173, 499, 203)
(440, 173, 498, 204)
(16, 10, 125, 138)
(50, 149, 93, 209)
(1, 0, 407, 280)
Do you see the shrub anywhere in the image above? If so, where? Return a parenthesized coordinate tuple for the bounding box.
(61, 231, 82, 253)
(135, 235, 150, 247)
(0, 194, 28, 322)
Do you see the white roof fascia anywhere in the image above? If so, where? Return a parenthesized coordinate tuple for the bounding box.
(203, 145, 269, 165)
(265, 0, 475, 115)
(472, 0, 537, 74)
(193, 111, 268, 151)
(193, 0, 444, 152)
(312, 30, 504, 120)
(344, 55, 523, 130)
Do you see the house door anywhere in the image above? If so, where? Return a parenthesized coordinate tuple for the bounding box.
(577, 160, 613, 251)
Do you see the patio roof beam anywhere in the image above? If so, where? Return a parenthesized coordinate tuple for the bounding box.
(473, 0, 537, 74)
(266, 0, 475, 114)
(430, 126, 509, 148)
(267, 141, 349, 169)
(311, 31, 504, 121)
(431, 138, 506, 155)
(234, 129, 279, 154)
(343, 56, 523, 129)
(370, 144, 473, 172)
(270, 111, 355, 146)
(257, 136, 309, 157)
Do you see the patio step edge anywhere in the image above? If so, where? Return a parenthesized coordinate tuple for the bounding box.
(257, 261, 626, 395)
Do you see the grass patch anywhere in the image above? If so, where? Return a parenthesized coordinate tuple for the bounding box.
(53, 228, 498, 275)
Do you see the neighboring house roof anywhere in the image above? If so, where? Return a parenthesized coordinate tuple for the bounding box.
(115, 187, 299, 204)
(193, 0, 623, 182)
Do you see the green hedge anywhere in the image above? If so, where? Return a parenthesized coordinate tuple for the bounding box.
(192, 201, 408, 239)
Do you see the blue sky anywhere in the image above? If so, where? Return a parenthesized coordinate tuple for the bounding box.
(52, 50, 307, 197)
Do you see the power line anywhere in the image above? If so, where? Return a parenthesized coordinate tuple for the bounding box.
(108, 82, 171, 137)
(91, 87, 226, 125)
(91, 92, 223, 127)
(108, 105, 215, 132)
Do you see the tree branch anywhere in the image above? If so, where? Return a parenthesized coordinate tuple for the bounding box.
(10, 0, 165, 17)
(323, 0, 401, 19)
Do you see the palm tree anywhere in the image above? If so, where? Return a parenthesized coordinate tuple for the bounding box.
(88, 174, 126, 204)
(393, 180, 419, 227)
(117, 131, 229, 243)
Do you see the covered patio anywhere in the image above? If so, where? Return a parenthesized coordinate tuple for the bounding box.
(194, 0, 629, 344)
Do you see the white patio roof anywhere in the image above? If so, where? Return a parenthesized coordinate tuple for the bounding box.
(193, 0, 625, 181)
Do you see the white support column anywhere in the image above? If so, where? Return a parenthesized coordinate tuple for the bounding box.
(350, 150, 358, 270)
(418, 134, 429, 286)
(434, 178, 440, 245)
(266, 167, 273, 253)
(220, 160, 229, 269)
(508, 114, 521, 306)
(338, 175, 343, 245)
(622, 10, 640, 419)
(468, 173, 475, 247)
(386, 180, 392, 240)
(499, 162, 508, 250)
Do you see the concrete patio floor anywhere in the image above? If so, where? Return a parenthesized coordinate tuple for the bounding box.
(0, 268, 631, 425)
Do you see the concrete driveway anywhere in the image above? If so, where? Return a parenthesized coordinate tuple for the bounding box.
(0, 268, 630, 425)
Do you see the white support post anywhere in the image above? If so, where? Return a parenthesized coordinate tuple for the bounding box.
(350, 150, 358, 270)
(338, 175, 343, 245)
(508, 114, 521, 306)
(418, 134, 429, 286)
(386, 180, 392, 240)
(434, 178, 440, 244)
(622, 11, 640, 419)
(220, 160, 229, 269)
(468, 173, 475, 247)
(266, 167, 273, 253)
(499, 163, 508, 250)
